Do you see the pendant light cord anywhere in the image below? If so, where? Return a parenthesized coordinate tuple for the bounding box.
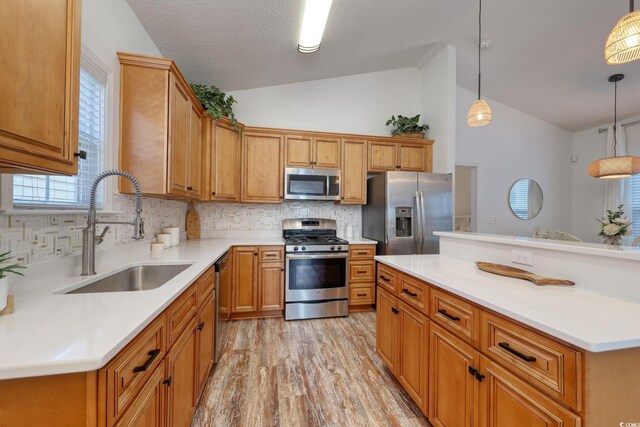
(477, 0, 482, 101)
(631, 0, 635, 12)
(614, 78, 618, 156)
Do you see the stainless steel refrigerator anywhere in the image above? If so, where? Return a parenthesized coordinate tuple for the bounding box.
(362, 172, 453, 255)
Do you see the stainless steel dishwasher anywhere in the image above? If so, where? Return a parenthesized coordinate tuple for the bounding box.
(214, 251, 231, 363)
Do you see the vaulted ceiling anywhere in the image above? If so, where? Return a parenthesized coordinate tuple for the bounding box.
(126, 0, 640, 132)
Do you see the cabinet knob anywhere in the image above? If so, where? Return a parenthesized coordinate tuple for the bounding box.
(187, 186, 193, 191)
(211, 191, 216, 196)
(197, 322, 205, 330)
(74, 150, 87, 160)
(162, 376, 173, 386)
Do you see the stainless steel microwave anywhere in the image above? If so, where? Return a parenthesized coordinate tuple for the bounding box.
(284, 168, 341, 201)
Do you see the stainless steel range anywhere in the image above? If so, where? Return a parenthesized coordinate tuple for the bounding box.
(283, 218, 349, 320)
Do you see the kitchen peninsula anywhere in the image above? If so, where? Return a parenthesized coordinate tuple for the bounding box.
(375, 231, 640, 425)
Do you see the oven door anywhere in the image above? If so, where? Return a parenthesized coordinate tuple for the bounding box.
(286, 252, 348, 301)
(284, 168, 341, 201)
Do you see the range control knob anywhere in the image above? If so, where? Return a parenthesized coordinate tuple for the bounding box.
(330, 246, 335, 250)
(337, 246, 342, 251)
(293, 246, 299, 251)
(301, 246, 307, 251)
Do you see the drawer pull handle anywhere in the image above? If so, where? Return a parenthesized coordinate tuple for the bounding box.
(498, 342, 537, 362)
(357, 270, 368, 274)
(356, 251, 368, 255)
(197, 322, 205, 330)
(391, 307, 399, 314)
(163, 376, 172, 386)
(402, 288, 418, 297)
(357, 293, 367, 297)
(438, 309, 461, 321)
(133, 349, 161, 373)
(379, 275, 390, 282)
(265, 253, 277, 257)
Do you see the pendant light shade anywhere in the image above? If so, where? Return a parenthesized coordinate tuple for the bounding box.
(587, 74, 640, 179)
(467, 0, 491, 127)
(467, 99, 492, 127)
(605, 1, 640, 64)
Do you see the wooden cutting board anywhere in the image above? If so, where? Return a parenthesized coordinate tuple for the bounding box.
(186, 202, 200, 240)
(476, 262, 575, 286)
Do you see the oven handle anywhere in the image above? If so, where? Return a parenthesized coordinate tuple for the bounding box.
(286, 253, 349, 260)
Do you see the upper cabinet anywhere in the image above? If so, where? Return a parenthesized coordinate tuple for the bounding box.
(368, 139, 433, 173)
(119, 52, 204, 199)
(340, 139, 367, 205)
(241, 131, 284, 203)
(0, 0, 81, 175)
(285, 135, 341, 169)
(204, 118, 242, 202)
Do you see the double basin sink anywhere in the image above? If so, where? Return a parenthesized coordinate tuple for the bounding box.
(64, 264, 192, 294)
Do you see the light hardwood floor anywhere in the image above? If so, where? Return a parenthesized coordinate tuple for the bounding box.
(193, 312, 431, 427)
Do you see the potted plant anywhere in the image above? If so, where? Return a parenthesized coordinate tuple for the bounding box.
(597, 204, 633, 246)
(190, 83, 238, 125)
(0, 251, 25, 311)
(385, 114, 430, 138)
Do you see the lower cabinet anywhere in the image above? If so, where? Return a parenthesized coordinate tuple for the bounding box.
(196, 292, 216, 396)
(258, 262, 285, 311)
(232, 246, 259, 313)
(166, 319, 198, 427)
(376, 287, 398, 371)
(115, 361, 167, 427)
(348, 245, 376, 311)
(232, 246, 284, 317)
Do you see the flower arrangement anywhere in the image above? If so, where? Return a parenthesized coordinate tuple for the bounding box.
(597, 204, 632, 245)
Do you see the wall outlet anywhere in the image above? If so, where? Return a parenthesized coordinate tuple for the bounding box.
(512, 250, 534, 266)
(490, 216, 497, 224)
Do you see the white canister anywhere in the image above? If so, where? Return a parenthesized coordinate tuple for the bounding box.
(157, 233, 172, 248)
(163, 227, 180, 247)
(151, 242, 165, 252)
(345, 225, 354, 238)
(0, 276, 8, 312)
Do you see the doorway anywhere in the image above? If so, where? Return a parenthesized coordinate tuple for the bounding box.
(455, 165, 477, 232)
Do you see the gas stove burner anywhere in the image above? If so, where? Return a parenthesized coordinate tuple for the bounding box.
(282, 218, 349, 253)
(286, 236, 306, 244)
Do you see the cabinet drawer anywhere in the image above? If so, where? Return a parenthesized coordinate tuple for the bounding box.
(377, 264, 397, 294)
(167, 285, 198, 347)
(349, 260, 375, 282)
(481, 312, 582, 410)
(258, 246, 284, 263)
(350, 286, 374, 304)
(104, 314, 166, 426)
(196, 267, 214, 308)
(430, 288, 480, 345)
(114, 360, 167, 427)
(397, 273, 429, 313)
(349, 245, 375, 259)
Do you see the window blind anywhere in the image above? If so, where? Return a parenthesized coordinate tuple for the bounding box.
(631, 174, 640, 239)
(509, 179, 530, 219)
(13, 66, 106, 208)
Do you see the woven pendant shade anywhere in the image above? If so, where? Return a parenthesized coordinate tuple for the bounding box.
(605, 10, 640, 64)
(587, 156, 640, 178)
(467, 99, 492, 127)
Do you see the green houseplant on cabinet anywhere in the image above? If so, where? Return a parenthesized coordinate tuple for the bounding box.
(386, 114, 430, 138)
(190, 83, 238, 124)
(0, 251, 25, 312)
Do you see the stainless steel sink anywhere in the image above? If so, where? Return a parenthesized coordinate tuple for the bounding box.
(66, 264, 191, 294)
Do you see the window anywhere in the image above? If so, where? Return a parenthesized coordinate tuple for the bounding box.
(631, 174, 640, 240)
(12, 61, 107, 209)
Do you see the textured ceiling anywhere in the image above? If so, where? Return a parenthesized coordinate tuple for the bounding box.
(126, 0, 640, 132)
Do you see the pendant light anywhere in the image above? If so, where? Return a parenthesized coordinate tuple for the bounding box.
(605, 0, 640, 64)
(467, 0, 492, 127)
(587, 74, 640, 179)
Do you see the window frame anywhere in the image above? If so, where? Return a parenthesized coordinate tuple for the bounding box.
(0, 45, 116, 214)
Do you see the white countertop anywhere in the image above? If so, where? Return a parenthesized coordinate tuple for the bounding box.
(0, 237, 283, 380)
(376, 254, 640, 353)
(341, 237, 377, 245)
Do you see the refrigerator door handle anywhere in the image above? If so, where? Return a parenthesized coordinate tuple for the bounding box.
(415, 191, 425, 254)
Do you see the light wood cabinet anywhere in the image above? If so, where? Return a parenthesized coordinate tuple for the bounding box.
(241, 132, 284, 203)
(119, 53, 204, 200)
(115, 361, 167, 427)
(376, 287, 399, 372)
(285, 135, 340, 169)
(232, 246, 259, 313)
(258, 263, 285, 311)
(368, 139, 433, 173)
(195, 292, 215, 396)
(340, 139, 367, 204)
(348, 245, 376, 310)
(0, 0, 81, 175)
(166, 318, 198, 427)
(429, 322, 479, 427)
(206, 119, 241, 202)
(397, 302, 429, 412)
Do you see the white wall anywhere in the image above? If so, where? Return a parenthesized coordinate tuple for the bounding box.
(455, 166, 472, 217)
(572, 118, 640, 243)
(456, 86, 574, 237)
(421, 45, 456, 173)
(229, 68, 422, 136)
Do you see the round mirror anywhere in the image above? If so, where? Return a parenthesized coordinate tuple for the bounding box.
(508, 179, 543, 220)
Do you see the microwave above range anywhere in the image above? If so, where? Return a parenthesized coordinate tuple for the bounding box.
(284, 167, 341, 201)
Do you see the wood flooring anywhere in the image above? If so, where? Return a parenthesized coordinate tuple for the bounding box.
(192, 312, 431, 427)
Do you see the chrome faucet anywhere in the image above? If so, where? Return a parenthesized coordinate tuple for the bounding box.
(82, 170, 144, 275)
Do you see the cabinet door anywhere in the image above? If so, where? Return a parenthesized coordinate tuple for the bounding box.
(115, 361, 167, 427)
(397, 302, 429, 412)
(341, 139, 367, 204)
(368, 141, 397, 172)
(285, 136, 313, 168)
(258, 262, 284, 311)
(376, 287, 398, 373)
(398, 143, 429, 172)
(196, 292, 215, 396)
(167, 319, 198, 427)
(210, 122, 240, 201)
(429, 322, 479, 427)
(168, 76, 190, 197)
(0, 0, 80, 175)
(313, 137, 341, 169)
(232, 247, 258, 313)
(187, 106, 202, 199)
(241, 133, 284, 203)
(479, 356, 581, 427)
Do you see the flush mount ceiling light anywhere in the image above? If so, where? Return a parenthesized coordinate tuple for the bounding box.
(587, 74, 640, 179)
(298, 0, 333, 54)
(467, 0, 492, 127)
(605, 0, 640, 64)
